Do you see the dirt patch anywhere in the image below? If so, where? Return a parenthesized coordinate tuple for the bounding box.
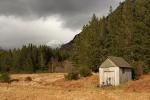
(51, 75, 99, 88)
(126, 75, 150, 92)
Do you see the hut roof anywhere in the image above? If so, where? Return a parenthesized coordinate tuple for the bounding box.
(107, 56, 132, 68)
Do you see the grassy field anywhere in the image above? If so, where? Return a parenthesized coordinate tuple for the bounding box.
(0, 73, 150, 100)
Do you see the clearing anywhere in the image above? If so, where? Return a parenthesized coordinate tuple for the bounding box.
(0, 73, 150, 100)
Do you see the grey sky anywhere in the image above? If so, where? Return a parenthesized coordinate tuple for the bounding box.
(0, 0, 124, 49)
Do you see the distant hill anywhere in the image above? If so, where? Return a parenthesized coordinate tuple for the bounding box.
(0, 47, 4, 51)
(65, 0, 150, 70)
(61, 34, 80, 51)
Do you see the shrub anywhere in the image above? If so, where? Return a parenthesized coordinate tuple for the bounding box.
(79, 66, 92, 77)
(91, 66, 99, 72)
(143, 65, 149, 74)
(25, 76, 32, 81)
(0, 73, 11, 83)
(64, 70, 79, 80)
(132, 61, 143, 80)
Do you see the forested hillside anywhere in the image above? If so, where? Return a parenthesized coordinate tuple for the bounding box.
(70, 0, 150, 73)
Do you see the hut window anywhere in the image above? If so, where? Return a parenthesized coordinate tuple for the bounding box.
(122, 69, 125, 74)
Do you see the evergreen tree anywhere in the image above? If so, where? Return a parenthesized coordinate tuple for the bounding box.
(71, 0, 150, 73)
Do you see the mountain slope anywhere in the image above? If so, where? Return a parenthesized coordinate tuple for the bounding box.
(61, 34, 80, 51)
(68, 0, 150, 70)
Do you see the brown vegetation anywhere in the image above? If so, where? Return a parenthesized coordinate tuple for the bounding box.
(0, 73, 150, 100)
(52, 74, 98, 88)
(126, 74, 150, 92)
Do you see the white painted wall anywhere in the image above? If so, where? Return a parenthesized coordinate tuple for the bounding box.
(99, 67, 120, 86)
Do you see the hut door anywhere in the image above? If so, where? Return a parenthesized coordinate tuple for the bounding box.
(104, 71, 115, 86)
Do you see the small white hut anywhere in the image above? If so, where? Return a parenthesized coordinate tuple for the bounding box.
(99, 56, 132, 86)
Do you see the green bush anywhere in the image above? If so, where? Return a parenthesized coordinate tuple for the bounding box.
(79, 66, 92, 77)
(25, 76, 32, 81)
(64, 70, 79, 80)
(0, 73, 11, 83)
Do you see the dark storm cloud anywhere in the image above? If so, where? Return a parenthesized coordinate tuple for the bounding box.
(0, 0, 124, 49)
(0, 0, 122, 29)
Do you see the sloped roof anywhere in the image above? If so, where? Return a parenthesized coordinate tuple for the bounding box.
(108, 56, 132, 68)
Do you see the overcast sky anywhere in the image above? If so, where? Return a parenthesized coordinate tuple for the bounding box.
(0, 0, 124, 49)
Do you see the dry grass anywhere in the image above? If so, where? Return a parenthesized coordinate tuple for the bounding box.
(126, 74, 150, 92)
(51, 75, 99, 88)
(0, 73, 150, 100)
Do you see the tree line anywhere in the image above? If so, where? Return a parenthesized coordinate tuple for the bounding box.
(0, 44, 69, 73)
